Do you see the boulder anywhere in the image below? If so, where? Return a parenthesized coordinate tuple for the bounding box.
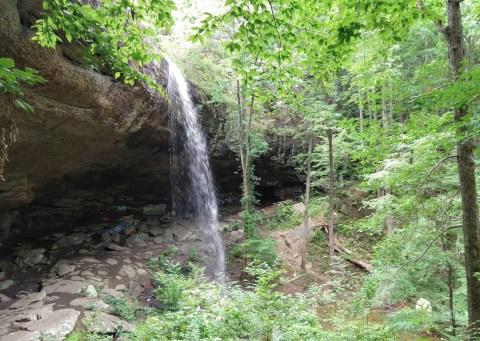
(14, 248, 46, 267)
(0, 279, 14, 290)
(42, 279, 89, 295)
(172, 224, 194, 241)
(83, 311, 134, 334)
(105, 259, 118, 266)
(83, 284, 98, 298)
(292, 202, 305, 214)
(119, 265, 136, 279)
(1, 330, 41, 341)
(0, 293, 12, 302)
(105, 243, 128, 252)
(23, 309, 80, 340)
(70, 297, 109, 310)
(125, 232, 149, 246)
(50, 260, 76, 277)
(148, 225, 165, 237)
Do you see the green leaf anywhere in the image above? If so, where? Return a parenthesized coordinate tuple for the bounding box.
(0, 58, 15, 69)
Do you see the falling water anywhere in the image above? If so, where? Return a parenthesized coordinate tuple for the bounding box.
(166, 59, 225, 283)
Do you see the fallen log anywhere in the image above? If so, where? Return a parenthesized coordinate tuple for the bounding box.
(322, 225, 373, 272)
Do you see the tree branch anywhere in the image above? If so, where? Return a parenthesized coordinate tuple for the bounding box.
(419, 155, 458, 188)
(413, 225, 462, 263)
(416, 0, 447, 35)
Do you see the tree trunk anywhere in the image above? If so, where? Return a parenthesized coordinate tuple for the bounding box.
(236, 80, 249, 212)
(381, 83, 388, 128)
(237, 80, 255, 238)
(442, 0, 480, 330)
(385, 189, 394, 237)
(301, 135, 313, 270)
(327, 128, 335, 264)
(358, 89, 364, 132)
(389, 84, 394, 121)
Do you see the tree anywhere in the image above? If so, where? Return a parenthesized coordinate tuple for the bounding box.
(416, 0, 480, 331)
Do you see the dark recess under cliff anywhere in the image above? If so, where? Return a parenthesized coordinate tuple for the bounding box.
(0, 0, 303, 247)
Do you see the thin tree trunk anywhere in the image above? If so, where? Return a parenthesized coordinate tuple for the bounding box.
(381, 83, 388, 128)
(236, 80, 249, 213)
(327, 128, 335, 264)
(301, 135, 313, 270)
(367, 89, 373, 120)
(447, 261, 457, 336)
(441, 0, 480, 330)
(358, 89, 364, 132)
(369, 88, 378, 121)
(386, 189, 394, 237)
(389, 84, 394, 121)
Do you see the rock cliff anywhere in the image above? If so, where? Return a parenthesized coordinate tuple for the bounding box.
(0, 0, 173, 240)
(0, 0, 302, 245)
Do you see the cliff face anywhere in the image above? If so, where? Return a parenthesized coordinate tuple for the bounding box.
(0, 0, 173, 240)
(0, 0, 303, 244)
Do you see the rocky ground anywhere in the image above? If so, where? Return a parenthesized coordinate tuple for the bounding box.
(0, 210, 244, 340)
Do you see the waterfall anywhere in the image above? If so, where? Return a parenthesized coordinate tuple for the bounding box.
(166, 59, 225, 283)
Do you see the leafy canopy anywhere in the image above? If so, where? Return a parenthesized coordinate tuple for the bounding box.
(33, 0, 177, 91)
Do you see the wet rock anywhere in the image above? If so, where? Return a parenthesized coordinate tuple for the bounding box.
(0, 293, 12, 302)
(230, 230, 244, 244)
(14, 304, 53, 323)
(123, 225, 136, 236)
(153, 236, 164, 244)
(81, 270, 95, 277)
(105, 259, 117, 266)
(83, 311, 134, 334)
(148, 225, 165, 236)
(0, 279, 14, 290)
(70, 297, 109, 311)
(9, 291, 46, 309)
(132, 284, 144, 298)
(162, 229, 175, 242)
(42, 279, 88, 295)
(14, 248, 46, 267)
(83, 284, 98, 298)
(115, 284, 127, 292)
(136, 269, 148, 277)
(126, 232, 149, 246)
(111, 233, 121, 243)
(1, 330, 41, 341)
(172, 224, 193, 241)
(23, 309, 80, 340)
(83, 258, 100, 264)
(0, 271, 5, 280)
(293, 202, 305, 214)
(100, 288, 123, 297)
(50, 260, 76, 277)
(119, 264, 136, 278)
(54, 232, 88, 248)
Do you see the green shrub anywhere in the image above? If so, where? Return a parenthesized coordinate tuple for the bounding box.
(264, 201, 303, 230)
(153, 261, 196, 311)
(231, 236, 279, 266)
(103, 295, 143, 322)
(131, 263, 323, 340)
